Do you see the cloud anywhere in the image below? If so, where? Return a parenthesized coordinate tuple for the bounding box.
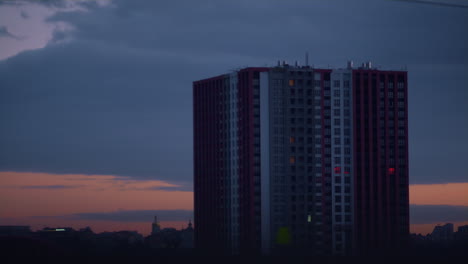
(0, 0, 467, 185)
(144, 185, 192, 192)
(18, 184, 82, 189)
(392, 0, 468, 9)
(63, 209, 193, 222)
(20, 10, 29, 19)
(0, 26, 19, 39)
(410, 205, 468, 224)
(0, 172, 193, 218)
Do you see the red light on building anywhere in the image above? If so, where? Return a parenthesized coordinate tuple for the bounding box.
(334, 167, 341, 174)
(389, 168, 395, 174)
(344, 171, 350, 174)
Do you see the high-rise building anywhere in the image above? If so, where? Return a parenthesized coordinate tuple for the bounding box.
(193, 61, 409, 255)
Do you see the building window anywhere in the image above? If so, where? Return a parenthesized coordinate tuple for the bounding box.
(334, 147, 341, 154)
(334, 109, 340, 116)
(335, 215, 341, 222)
(334, 119, 340, 126)
(334, 128, 340, 135)
(334, 176, 341, 184)
(334, 89, 340, 97)
(290, 156, 296, 164)
(334, 80, 340, 87)
(334, 137, 341, 144)
(345, 196, 351, 203)
(335, 195, 341, 203)
(334, 99, 340, 107)
(344, 80, 350, 88)
(289, 80, 295, 86)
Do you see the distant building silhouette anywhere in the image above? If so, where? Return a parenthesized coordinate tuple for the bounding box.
(457, 225, 468, 234)
(0, 226, 31, 237)
(180, 220, 194, 248)
(193, 61, 409, 255)
(146, 219, 193, 249)
(152, 216, 161, 235)
(432, 223, 454, 241)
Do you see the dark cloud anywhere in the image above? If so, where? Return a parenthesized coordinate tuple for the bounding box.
(144, 185, 193, 192)
(0, 0, 467, 184)
(410, 205, 468, 225)
(62, 209, 193, 222)
(18, 184, 82, 189)
(392, 0, 468, 9)
(20, 10, 29, 19)
(0, 25, 19, 39)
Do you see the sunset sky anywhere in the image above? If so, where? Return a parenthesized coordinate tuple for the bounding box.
(0, 0, 467, 236)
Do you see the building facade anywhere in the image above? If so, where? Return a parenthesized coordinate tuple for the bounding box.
(193, 61, 409, 255)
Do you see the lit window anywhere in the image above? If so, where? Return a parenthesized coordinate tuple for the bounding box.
(289, 80, 295, 86)
(290, 156, 296, 164)
(334, 167, 341, 174)
(388, 168, 395, 174)
(290, 137, 295, 143)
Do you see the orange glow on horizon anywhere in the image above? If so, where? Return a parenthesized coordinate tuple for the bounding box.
(1, 171, 467, 235)
(0, 171, 193, 218)
(409, 182, 468, 206)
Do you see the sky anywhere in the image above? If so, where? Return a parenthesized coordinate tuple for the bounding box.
(0, 0, 467, 236)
